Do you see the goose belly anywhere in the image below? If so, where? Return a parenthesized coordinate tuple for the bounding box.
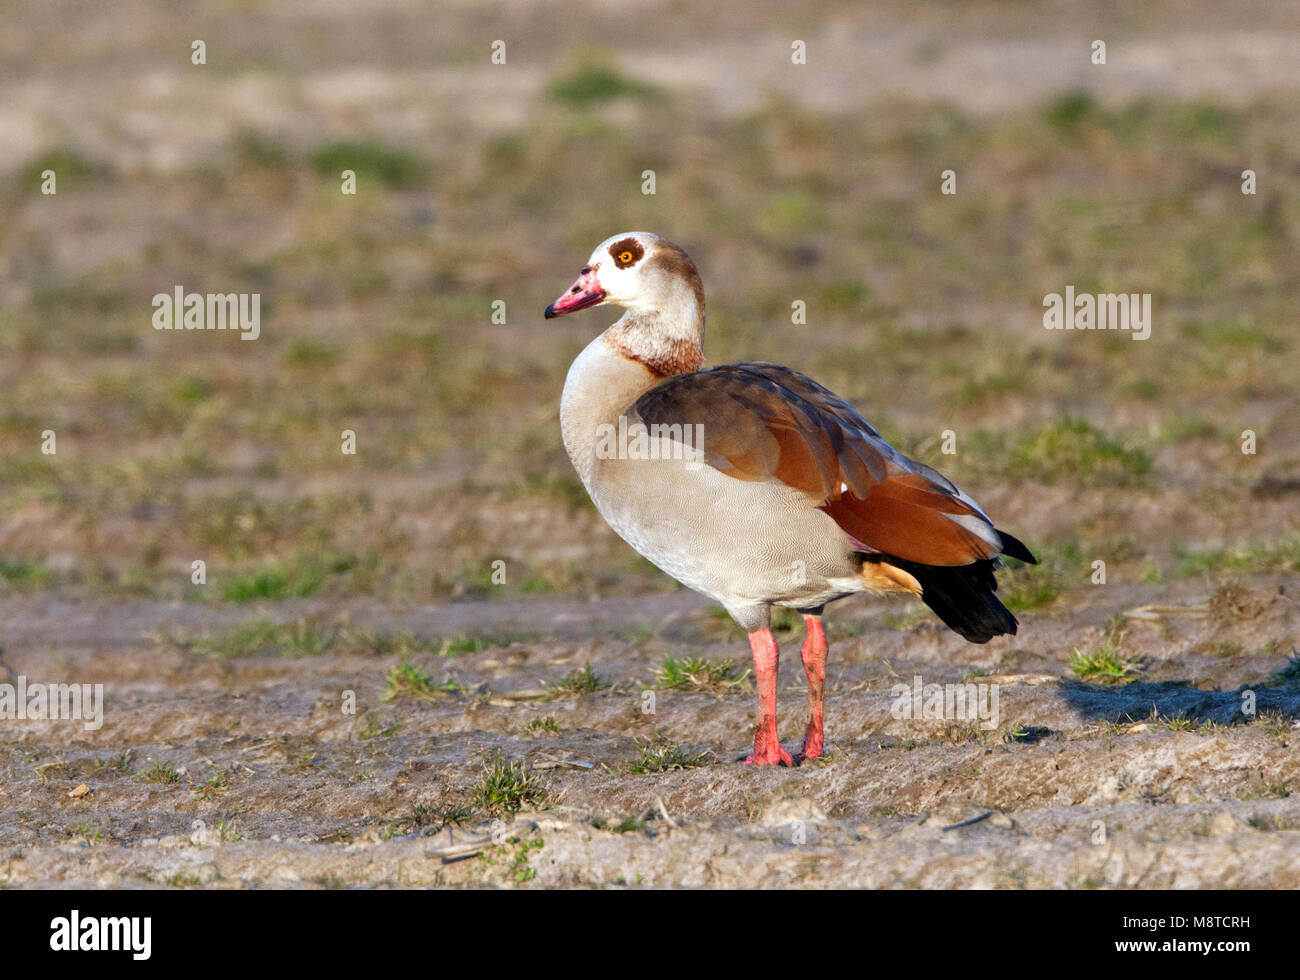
(587, 454, 860, 609)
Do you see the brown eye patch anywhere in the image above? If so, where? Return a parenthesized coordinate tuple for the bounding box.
(609, 237, 644, 268)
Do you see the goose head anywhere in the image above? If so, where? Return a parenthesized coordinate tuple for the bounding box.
(544, 232, 704, 326)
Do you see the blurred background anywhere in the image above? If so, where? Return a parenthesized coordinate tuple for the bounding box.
(1, 0, 1297, 613)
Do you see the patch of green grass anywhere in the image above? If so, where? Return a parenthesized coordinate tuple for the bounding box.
(820, 281, 871, 313)
(390, 803, 474, 837)
(512, 472, 591, 514)
(755, 191, 824, 240)
(1069, 634, 1138, 685)
(287, 749, 324, 773)
(547, 57, 658, 105)
(1172, 102, 1238, 143)
(347, 629, 445, 658)
(215, 819, 245, 842)
(1159, 712, 1197, 732)
(1004, 725, 1053, 744)
(1254, 711, 1293, 738)
(1182, 318, 1284, 352)
(168, 617, 340, 659)
(63, 821, 102, 843)
(1043, 91, 1097, 133)
(221, 563, 325, 601)
(438, 630, 536, 656)
(470, 753, 547, 816)
(652, 656, 746, 693)
(357, 714, 403, 740)
(1267, 653, 1300, 690)
(1173, 534, 1300, 579)
(548, 664, 610, 696)
(999, 541, 1078, 612)
(138, 761, 181, 784)
(627, 735, 712, 774)
(0, 559, 56, 591)
(1158, 414, 1218, 443)
(1002, 568, 1063, 612)
(1007, 418, 1151, 487)
(283, 338, 342, 367)
(382, 662, 464, 701)
(523, 715, 561, 734)
(1246, 813, 1299, 832)
(517, 575, 554, 595)
(1124, 378, 1163, 400)
(98, 751, 133, 773)
(509, 838, 544, 884)
(308, 140, 426, 188)
(23, 147, 101, 187)
(171, 375, 213, 404)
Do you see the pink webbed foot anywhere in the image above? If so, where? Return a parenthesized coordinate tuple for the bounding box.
(794, 614, 828, 763)
(744, 748, 795, 766)
(794, 724, 824, 764)
(742, 627, 795, 766)
(745, 720, 796, 767)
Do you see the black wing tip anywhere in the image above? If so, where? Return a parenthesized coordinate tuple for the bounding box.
(997, 529, 1037, 564)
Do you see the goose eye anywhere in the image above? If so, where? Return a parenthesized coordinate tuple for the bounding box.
(609, 238, 644, 268)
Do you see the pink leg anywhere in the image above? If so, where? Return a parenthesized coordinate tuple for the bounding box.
(743, 629, 794, 766)
(797, 615, 827, 762)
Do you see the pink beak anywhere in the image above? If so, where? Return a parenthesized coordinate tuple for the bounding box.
(544, 266, 606, 318)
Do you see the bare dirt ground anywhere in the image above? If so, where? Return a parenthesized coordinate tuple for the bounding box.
(2, 574, 1297, 889)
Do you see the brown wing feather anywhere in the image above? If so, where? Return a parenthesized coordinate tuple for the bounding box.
(632, 363, 1006, 566)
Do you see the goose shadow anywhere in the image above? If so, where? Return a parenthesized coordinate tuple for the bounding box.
(1057, 678, 1300, 728)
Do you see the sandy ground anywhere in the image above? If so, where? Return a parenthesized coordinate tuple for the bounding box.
(2, 576, 1297, 889)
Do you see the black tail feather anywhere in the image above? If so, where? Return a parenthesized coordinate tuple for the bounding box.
(996, 528, 1037, 564)
(876, 555, 1019, 644)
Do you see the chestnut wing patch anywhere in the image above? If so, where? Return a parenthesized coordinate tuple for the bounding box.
(632, 363, 1007, 566)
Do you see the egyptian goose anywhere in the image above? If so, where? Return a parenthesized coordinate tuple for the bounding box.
(546, 232, 1035, 766)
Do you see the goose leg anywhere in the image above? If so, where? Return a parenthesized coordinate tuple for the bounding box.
(797, 614, 827, 762)
(744, 628, 794, 766)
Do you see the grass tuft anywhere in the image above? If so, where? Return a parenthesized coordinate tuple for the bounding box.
(1267, 653, 1300, 690)
(1069, 633, 1139, 685)
(547, 57, 658, 105)
(548, 664, 610, 696)
(627, 734, 712, 774)
(653, 656, 747, 692)
(308, 140, 425, 187)
(382, 662, 464, 701)
(471, 753, 547, 815)
(138, 761, 181, 784)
